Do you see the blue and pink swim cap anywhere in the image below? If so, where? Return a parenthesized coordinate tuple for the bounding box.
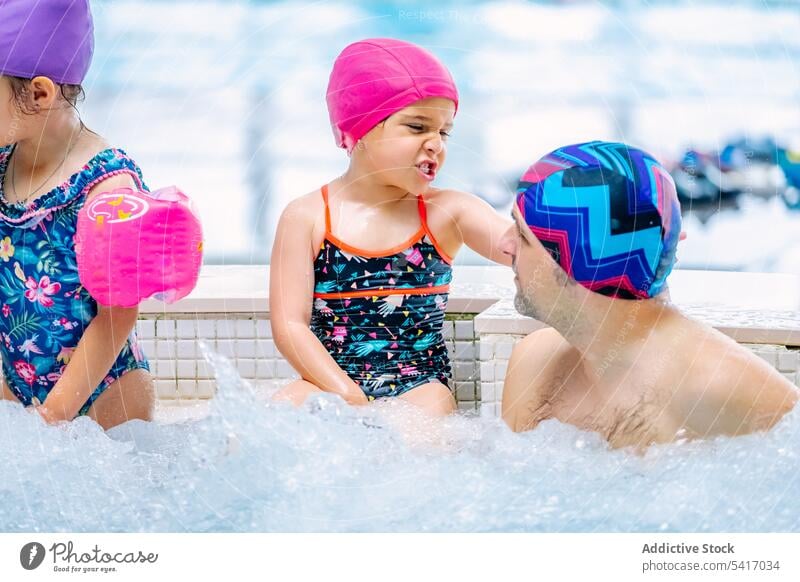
(326, 38, 459, 153)
(0, 0, 94, 84)
(516, 141, 682, 299)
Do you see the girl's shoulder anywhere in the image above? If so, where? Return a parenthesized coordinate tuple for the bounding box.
(420, 187, 480, 221)
(83, 147, 146, 184)
(277, 187, 327, 244)
(296, 186, 326, 204)
(421, 186, 474, 206)
(44, 146, 147, 207)
(274, 187, 328, 260)
(0, 144, 148, 224)
(282, 187, 325, 220)
(418, 188, 468, 246)
(68, 134, 146, 189)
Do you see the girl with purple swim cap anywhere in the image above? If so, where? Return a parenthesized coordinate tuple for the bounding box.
(271, 38, 513, 416)
(0, 0, 153, 428)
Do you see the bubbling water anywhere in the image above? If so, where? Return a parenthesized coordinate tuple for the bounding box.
(1, 349, 798, 532)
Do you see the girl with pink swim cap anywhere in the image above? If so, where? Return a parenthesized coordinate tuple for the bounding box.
(0, 0, 154, 428)
(271, 38, 512, 416)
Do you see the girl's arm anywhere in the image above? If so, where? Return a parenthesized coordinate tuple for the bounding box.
(37, 174, 144, 423)
(38, 304, 139, 422)
(269, 197, 368, 406)
(450, 190, 514, 267)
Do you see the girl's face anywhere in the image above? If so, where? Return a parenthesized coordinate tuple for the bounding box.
(355, 97, 455, 193)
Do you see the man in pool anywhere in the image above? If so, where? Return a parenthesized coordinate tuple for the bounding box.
(499, 142, 798, 449)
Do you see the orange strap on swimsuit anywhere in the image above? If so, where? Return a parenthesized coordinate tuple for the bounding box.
(314, 184, 452, 300)
(309, 184, 454, 399)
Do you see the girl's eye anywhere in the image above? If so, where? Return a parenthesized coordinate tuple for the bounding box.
(406, 124, 451, 139)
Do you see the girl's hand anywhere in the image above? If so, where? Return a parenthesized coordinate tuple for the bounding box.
(339, 383, 370, 406)
(27, 398, 67, 424)
(34, 404, 64, 424)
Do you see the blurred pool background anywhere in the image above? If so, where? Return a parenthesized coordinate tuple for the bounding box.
(82, 0, 800, 272)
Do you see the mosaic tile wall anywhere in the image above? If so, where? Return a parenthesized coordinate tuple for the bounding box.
(5, 313, 795, 417)
(140, 313, 482, 411)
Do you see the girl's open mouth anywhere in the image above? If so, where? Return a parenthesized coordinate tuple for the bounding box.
(416, 161, 437, 181)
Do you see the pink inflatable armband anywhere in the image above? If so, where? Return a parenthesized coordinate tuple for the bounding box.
(75, 187, 203, 307)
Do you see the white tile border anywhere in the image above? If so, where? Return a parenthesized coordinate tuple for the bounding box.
(136, 282, 800, 407)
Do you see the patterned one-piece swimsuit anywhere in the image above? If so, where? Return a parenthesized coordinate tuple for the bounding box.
(310, 184, 453, 399)
(0, 146, 150, 416)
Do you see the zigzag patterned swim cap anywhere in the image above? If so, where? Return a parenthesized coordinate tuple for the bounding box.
(516, 141, 682, 299)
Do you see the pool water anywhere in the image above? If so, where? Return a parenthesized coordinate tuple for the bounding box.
(1, 350, 798, 532)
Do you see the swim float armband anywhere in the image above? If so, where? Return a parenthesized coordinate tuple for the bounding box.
(75, 187, 203, 307)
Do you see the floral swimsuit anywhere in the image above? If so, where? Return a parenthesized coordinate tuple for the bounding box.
(0, 146, 149, 416)
(310, 184, 453, 399)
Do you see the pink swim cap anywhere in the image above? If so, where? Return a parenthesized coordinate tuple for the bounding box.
(326, 38, 459, 152)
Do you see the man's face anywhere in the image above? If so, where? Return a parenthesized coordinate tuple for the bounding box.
(499, 205, 553, 318)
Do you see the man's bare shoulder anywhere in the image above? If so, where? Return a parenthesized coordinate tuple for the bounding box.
(503, 327, 584, 431)
(512, 327, 582, 379)
(672, 324, 798, 436)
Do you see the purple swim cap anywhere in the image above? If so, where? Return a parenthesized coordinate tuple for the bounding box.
(326, 38, 459, 153)
(0, 0, 94, 85)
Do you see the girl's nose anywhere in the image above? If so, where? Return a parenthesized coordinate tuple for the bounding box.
(425, 135, 444, 155)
